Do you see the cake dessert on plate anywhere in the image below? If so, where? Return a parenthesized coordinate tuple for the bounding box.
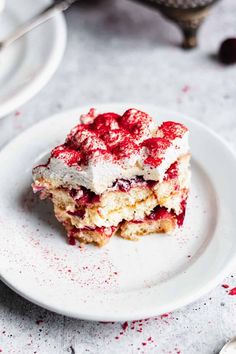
(32, 108, 191, 246)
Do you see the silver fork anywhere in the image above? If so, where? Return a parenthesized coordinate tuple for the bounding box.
(0, 0, 78, 51)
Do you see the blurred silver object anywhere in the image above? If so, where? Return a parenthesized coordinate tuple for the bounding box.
(219, 337, 236, 354)
(132, 0, 220, 48)
(0, 0, 78, 51)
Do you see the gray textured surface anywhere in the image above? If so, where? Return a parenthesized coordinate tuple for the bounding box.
(0, 0, 236, 353)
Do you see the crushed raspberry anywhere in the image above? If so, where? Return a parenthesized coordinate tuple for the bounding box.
(67, 209, 86, 218)
(119, 108, 153, 142)
(51, 146, 82, 167)
(113, 179, 131, 192)
(112, 136, 140, 159)
(48, 109, 188, 169)
(68, 236, 76, 245)
(146, 180, 157, 188)
(66, 124, 92, 148)
(69, 188, 83, 200)
(143, 156, 163, 167)
(164, 161, 179, 180)
(80, 108, 98, 124)
(82, 149, 111, 165)
(147, 206, 174, 221)
(102, 128, 130, 149)
(70, 187, 100, 205)
(142, 137, 171, 167)
(142, 137, 171, 151)
(112, 176, 148, 192)
(158, 121, 187, 141)
(79, 133, 107, 153)
(176, 198, 187, 226)
(91, 113, 120, 136)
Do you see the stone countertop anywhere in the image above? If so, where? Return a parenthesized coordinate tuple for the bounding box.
(0, 0, 236, 353)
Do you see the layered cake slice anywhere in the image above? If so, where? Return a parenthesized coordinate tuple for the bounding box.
(32, 108, 190, 246)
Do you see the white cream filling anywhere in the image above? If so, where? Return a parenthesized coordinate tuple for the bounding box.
(33, 132, 189, 194)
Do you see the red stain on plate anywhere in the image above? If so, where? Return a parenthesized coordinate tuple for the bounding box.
(182, 85, 191, 93)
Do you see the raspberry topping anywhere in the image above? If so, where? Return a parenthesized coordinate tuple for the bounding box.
(112, 136, 139, 159)
(80, 108, 98, 124)
(51, 146, 82, 167)
(102, 128, 129, 148)
(71, 126, 97, 147)
(119, 108, 153, 142)
(79, 135, 107, 154)
(158, 121, 187, 141)
(91, 113, 120, 136)
(142, 137, 171, 167)
(49, 109, 188, 169)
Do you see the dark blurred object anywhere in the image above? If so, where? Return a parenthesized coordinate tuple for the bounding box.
(219, 38, 236, 65)
(132, 0, 220, 49)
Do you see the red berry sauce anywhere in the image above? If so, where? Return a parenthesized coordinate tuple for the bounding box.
(68, 236, 76, 246)
(69, 187, 100, 205)
(164, 161, 179, 181)
(147, 206, 174, 221)
(67, 209, 86, 218)
(69, 225, 117, 238)
(176, 198, 187, 227)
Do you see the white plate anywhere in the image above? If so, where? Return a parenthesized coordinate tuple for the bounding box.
(0, 0, 66, 118)
(1, 103, 236, 322)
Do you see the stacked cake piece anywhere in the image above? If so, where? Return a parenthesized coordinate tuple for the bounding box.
(32, 108, 190, 246)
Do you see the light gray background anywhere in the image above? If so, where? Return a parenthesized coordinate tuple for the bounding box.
(0, 0, 236, 353)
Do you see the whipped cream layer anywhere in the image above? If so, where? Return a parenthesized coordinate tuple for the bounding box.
(33, 108, 189, 194)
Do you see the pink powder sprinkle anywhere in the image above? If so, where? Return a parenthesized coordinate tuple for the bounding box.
(182, 85, 190, 93)
(142, 342, 147, 346)
(229, 287, 236, 295)
(222, 284, 229, 289)
(15, 111, 21, 116)
(115, 336, 119, 340)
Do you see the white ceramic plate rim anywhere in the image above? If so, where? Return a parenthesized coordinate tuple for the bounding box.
(1, 103, 236, 321)
(0, 3, 67, 119)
